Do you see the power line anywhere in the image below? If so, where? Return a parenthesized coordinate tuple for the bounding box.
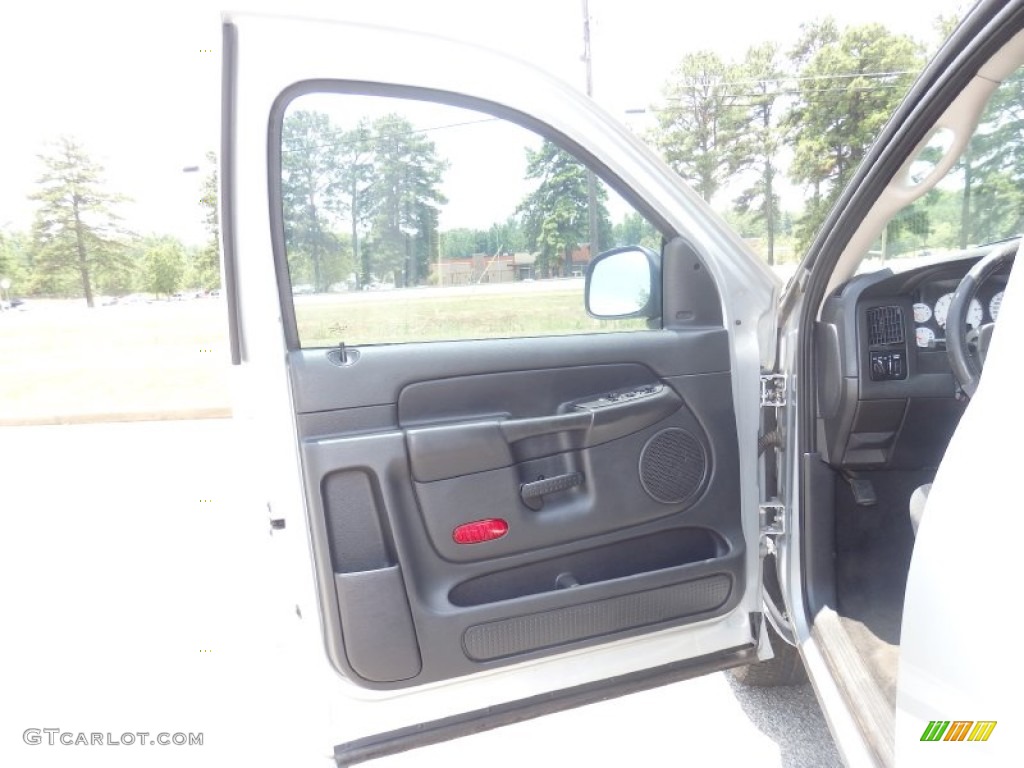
(662, 69, 917, 89)
(656, 82, 912, 107)
(281, 69, 916, 154)
(282, 116, 501, 154)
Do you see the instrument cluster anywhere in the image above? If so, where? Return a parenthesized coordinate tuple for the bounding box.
(911, 284, 1004, 348)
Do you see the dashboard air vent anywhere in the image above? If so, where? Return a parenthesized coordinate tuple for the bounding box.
(866, 305, 905, 346)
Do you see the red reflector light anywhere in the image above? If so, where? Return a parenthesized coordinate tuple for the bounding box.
(453, 519, 509, 544)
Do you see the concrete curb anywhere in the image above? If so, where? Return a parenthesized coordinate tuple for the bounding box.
(0, 408, 233, 427)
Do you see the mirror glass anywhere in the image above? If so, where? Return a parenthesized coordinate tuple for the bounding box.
(588, 248, 651, 317)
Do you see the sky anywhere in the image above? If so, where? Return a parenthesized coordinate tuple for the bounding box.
(0, 0, 964, 246)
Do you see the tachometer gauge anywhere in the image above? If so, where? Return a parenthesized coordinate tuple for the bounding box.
(967, 298, 983, 328)
(934, 293, 984, 329)
(915, 327, 936, 348)
(912, 302, 932, 323)
(990, 290, 1004, 321)
(933, 293, 954, 327)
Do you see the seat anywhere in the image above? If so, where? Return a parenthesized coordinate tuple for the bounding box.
(908, 483, 931, 536)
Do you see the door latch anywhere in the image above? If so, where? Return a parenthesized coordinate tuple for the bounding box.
(267, 502, 285, 533)
(760, 374, 787, 407)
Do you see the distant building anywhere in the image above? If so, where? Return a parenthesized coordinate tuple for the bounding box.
(430, 245, 594, 286)
(430, 251, 533, 286)
(566, 243, 592, 276)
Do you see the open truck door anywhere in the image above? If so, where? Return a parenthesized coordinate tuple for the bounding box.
(222, 13, 778, 764)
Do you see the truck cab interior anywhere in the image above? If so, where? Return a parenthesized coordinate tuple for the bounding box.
(809, 244, 1013, 699)
(789, 28, 1024, 761)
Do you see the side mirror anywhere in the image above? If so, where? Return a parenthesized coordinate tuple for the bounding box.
(585, 246, 660, 320)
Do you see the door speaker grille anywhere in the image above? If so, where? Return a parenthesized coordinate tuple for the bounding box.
(639, 428, 706, 504)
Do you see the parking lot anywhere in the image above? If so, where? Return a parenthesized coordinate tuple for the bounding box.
(0, 418, 839, 766)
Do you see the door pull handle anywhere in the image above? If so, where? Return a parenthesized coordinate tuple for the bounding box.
(520, 472, 584, 510)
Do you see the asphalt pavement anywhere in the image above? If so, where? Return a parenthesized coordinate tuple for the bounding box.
(0, 419, 840, 767)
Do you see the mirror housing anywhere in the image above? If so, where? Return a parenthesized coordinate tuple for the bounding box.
(585, 245, 661, 320)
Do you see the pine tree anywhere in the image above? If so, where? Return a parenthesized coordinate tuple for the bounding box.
(365, 113, 448, 287)
(785, 22, 923, 250)
(518, 141, 609, 277)
(733, 44, 785, 264)
(195, 150, 221, 290)
(653, 51, 748, 204)
(281, 111, 347, 292)
(29, 137, 129, 306)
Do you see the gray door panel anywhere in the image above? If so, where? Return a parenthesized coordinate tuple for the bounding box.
(289, 328, 729, 412)
(293, 330, 743, 688)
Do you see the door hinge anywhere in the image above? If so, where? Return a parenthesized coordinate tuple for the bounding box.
(760, 373, 787, 407)
(759, 501, 785, 556)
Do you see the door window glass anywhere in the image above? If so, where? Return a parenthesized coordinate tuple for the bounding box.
(864, 66, 1024, 269)
(277, 92, 661, 347)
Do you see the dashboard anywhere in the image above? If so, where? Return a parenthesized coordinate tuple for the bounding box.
(817, 253, 1010, 470)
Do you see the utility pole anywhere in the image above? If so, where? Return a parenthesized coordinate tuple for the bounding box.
(582, 0, 600, 260)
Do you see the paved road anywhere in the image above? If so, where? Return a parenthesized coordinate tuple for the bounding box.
(0, 420, 840, 767)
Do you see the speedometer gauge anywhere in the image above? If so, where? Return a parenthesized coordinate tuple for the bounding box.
(966, 298, 983, 328)
(933, 293, 953, 327)
(990, 290, 1004, 321)
(934, 293, 983, 329)
(912, 302, 932, 323)
(915, 327, 936, 348)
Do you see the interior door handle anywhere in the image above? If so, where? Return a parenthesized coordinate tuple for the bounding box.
(500, 411, 592, 444)
(521, 472, 584, 510)
(406, 411, 591, 483)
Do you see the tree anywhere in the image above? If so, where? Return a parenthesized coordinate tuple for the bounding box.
(440, 220, 528, 260)
(864, 61, 1024, 259)
(732, 44, 785, 264)
(612, 211, 659, 250)
(0, 230, 30, 293)
(281, 111, 348, 292)
(931, 11, 964, 54)
(194, 150, 221, 290)
(518, 141, 609, 277)
(789, 17, 840, 69)
(957, 67, 1024, 246)
(142, 237, 186, 298)
(439, 227, 488, 259)
(785, 23, 923, 250)
(0, 232, 11, 279)
(365, 113, 448, 287)
(29, 136, 129, 306)
(881, 205, 932, 257)
(653, 51, 747, 203)
(337, 120, 376, 288)
(486, 216, 528, 256)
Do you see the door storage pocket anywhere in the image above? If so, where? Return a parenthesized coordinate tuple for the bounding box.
(335, 567, 422, 682)
(462, 575, 732, 660)
(449, 527, 725, 607)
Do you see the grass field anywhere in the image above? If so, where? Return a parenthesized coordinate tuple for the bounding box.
(1, 299, 231, 424)
(1, 282, 643, 423)
(294, 281, 642, 346)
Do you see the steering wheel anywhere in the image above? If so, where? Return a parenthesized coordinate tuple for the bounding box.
(946, 241, 1017, 397)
